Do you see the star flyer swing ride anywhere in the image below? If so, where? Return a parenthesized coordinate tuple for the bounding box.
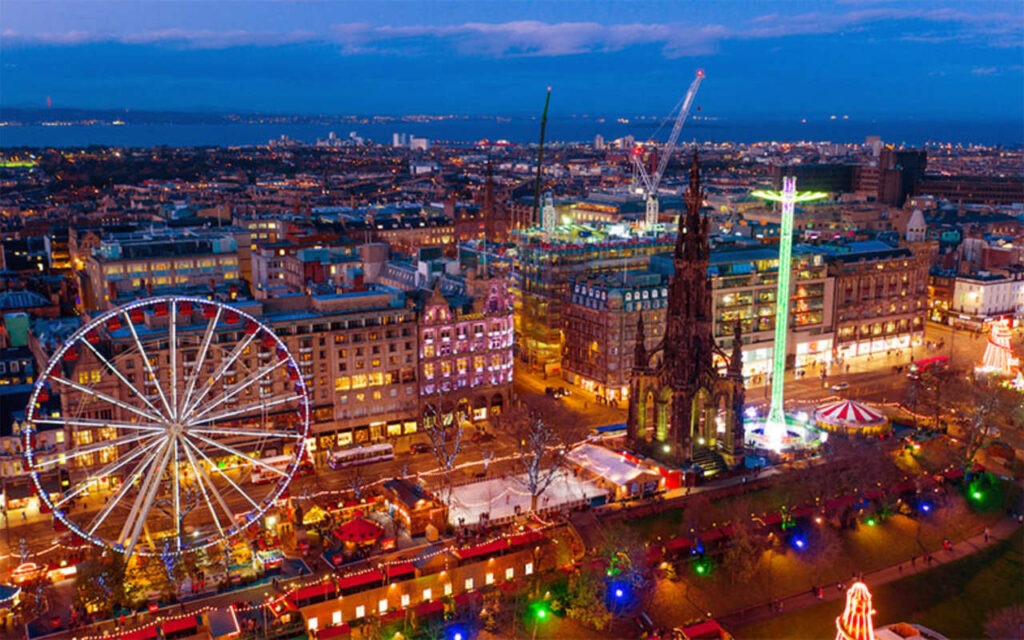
(23, 296, 311, 558)
(746, 176, 830, 451)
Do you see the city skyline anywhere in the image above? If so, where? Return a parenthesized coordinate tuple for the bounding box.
(2, 1, 1022, 121)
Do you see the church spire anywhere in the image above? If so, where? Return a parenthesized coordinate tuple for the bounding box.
(729, 323, 743, 379)
(634, 313, 647, 369)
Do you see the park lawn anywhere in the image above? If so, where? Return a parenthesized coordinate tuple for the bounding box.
(733, 529, 1024, 639)
(646, 504, 1002, 628)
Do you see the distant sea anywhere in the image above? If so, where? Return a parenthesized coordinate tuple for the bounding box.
(1, 116, 1022, 148)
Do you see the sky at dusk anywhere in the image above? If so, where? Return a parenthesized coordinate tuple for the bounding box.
(2, 1, 1022, 122)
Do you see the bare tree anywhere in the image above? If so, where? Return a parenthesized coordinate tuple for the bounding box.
(421, 399, 463, 508)
(502, 408, 568, 512)
(946, 372, 1021, 470)
(346, 469, 365, 501)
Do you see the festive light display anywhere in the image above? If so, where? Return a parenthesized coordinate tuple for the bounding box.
(23, 296, 311, 557)
(978, 317, 1020, 376)
(751, 177, 828, 449)
(835, 581, 876, 640)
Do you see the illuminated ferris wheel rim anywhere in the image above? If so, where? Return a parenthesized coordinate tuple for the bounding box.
(23, 295, 312, 557)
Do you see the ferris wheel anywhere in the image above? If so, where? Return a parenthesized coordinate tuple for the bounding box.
(23, 296, 311, 558)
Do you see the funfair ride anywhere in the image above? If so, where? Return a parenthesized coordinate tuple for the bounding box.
(632, 69, 704, 231)
(23, 296, 311, 558)
(748, 176, 828, 451)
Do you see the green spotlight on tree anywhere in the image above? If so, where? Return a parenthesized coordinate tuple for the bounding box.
(866, 517, 876, 526)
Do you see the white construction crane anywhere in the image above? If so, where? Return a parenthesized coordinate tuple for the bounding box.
(632, 69, 705, 230)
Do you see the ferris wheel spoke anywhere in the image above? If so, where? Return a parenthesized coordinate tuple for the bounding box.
(80, 339, 163, 417)
(170, 301, 179, 421)
(85, 446, 161, 536)
(183, 438, 261, 511)
(31, 417, 165, 433)
(188, 394, 305, 426)
(53, 437, 165, 508)
(188, 433, 290, 479)
(120, 437, 174, 558)
(33, 431, 161, 468)
(49, 375, 166, 425)
(180, 305, 222, 423)
(182, 328, 260, 418)
(189, 426, 303, 440)
(180, 435, 229, 539)
(122, 309, 175, 422)
(189, 358, 290, 422)
(172, 438, 182, 550)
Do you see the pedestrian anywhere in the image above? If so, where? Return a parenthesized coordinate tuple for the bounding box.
(21, 511, 26, 521)
(984, 527, 990, 542)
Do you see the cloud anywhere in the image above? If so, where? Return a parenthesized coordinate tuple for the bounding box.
(971, 66, 999, 75)
(2, 6, 1021, 56)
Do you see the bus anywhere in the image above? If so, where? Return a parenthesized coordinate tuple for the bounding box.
(907, 356, 949, 379)
(327, 443, 395, 470)
(250, 454, 314, 485)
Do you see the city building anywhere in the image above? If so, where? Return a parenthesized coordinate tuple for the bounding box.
(412, 252, 515, 422)
(823, 240, 928, 360)
(83, 227, 244, 310)
(949, 270, 1024, 329)
(514, 228, 675, 374)
(562, 269, 668, 403)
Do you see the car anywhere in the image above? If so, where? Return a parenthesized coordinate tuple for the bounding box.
(830, 382, 850, 392)
(410, 442, 431, 454)
(544, 386, 556, 396)
(555, 388, 570, 398)
(472, 431, 495, 443)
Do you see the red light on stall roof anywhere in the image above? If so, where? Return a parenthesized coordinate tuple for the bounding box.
(696, 69, 705, 78)
(633, 147, 644, 156)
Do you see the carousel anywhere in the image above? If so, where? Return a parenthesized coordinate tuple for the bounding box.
(813, 399, 890, 436)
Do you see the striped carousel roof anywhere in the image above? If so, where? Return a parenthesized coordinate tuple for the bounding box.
(814, 399, 887, 426)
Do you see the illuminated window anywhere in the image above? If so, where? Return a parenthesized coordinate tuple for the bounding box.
(505, 568, 514, 580)
(423, 363, 435, 379)
(422, 588, 432, 601)
(332, 611, 341, 625)
(378, 599, 388, 614)
(441, 361, 452, 377)
(525, 562, 533, 575)
(444, 583, 452, 596)
(351, 374, 368, 389)
(401, 594, 410, 607)
(334, 377, 351, 391)
(307, 618, 317, 631)
(355, 605, 365, 619)
(464, 578, 474, 590)
(485, 573, 494, 585)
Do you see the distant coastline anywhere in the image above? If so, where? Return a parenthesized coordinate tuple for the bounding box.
(1, 107, 1021, 148)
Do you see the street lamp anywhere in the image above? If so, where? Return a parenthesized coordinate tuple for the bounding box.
(530, 602, 549, 640)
